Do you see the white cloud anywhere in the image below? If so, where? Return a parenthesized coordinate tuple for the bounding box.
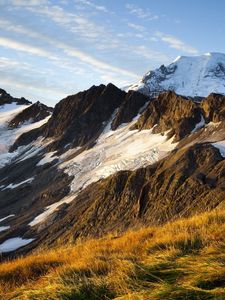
(6, 0, 48, 6)
(0, 18, 138, 79)
(132, 45, 170, 62)
(27, 4, 75, 26)
(0, 56, 31, 69)
(63, 47, 138, 78)
(23, 3, 120, 48)
(127, 22, 145, 32)
(1, 76, 66, 96)
(100, 73, 132, 88)
(0, 37, 58, 59)
(0, 2, 181, 102)
(74, 0, 109, 13)
(1, 76, 68, 105)
(156, 32, 198, 54)
(126, 3, 158, 20)
(150, 37, 158, 42)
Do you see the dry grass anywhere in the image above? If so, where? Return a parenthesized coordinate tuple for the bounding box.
(1, 209, 225, 299)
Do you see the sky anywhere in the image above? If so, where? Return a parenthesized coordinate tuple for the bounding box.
(0, 0, 225, 106)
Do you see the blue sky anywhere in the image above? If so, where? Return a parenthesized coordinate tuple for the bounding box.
(0, 0, 225, 106)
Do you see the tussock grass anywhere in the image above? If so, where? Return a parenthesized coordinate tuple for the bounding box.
(1, 209, 225, 299)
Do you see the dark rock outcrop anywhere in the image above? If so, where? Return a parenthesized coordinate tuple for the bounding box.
(10, 127, 43, 152)
(132, 91, 202, 141)
(111, 90, 150, 130)
(0, 88, 31, 106)
(11, 84, 127, 152)
(42, 83, 126, 149)
(8, 102, 53, 128)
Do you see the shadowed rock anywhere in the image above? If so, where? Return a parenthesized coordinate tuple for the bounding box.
(111, 90, 150, 130)
(8, 102, 53, 128)
(0, 88, 31, 106)
(11, 84, 127, 152)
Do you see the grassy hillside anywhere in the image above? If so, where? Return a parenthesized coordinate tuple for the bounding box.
(1, 209, 225, 299)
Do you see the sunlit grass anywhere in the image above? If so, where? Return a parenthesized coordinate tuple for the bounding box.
(1, 209, 225, 299)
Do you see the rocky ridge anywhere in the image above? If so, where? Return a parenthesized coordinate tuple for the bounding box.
(0, 88, 31, 106)
(0, 63, 224, 257)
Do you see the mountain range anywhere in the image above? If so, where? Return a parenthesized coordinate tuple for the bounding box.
(0, 52, 224, 258)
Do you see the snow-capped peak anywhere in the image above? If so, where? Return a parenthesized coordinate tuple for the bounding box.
(129, 52, 225, 97)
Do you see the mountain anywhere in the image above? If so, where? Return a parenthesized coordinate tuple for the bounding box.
(0, 88, 32, 106)
(129, 52, 225, 97)
(0, 76, 224, 258)
(0, 90, 53, 168)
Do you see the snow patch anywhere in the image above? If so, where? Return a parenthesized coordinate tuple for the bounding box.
(191, 115, 205, 133)
(101, 108, 119, 135)
(60, 120, 177, 194)
(29, 194, 75, 226)
(0, 103, 25, 113)
(0, 226, 10, 232)
(37, 151, 58, 166)
(0, 237, 34, 253)
(212, 140, 225, 157)
(0, 115, 51, 168)
(0, 214, 15, 223)
(2, 178, 34, 190)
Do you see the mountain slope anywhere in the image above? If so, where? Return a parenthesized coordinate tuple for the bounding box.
(0, 50, 225, 257)
(0, 92, 52, 168)
(1, 209, 225, 300)
(0, 82, 224, 257)
(129, 52, 225, 97)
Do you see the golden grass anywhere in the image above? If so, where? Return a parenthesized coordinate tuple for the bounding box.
(1, 209, 225, 299)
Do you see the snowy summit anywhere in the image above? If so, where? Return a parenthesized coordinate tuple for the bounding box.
(129, 52, 225, 97)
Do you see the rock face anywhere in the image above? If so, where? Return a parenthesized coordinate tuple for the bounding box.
(0, 89, 31, 106)
(0, 82, 225, 258)
(201, 93, 225, 123)
(11, 84, 127, 151)
(132, 91, 202, 142)
(43, 83, 126, 149)
(111, 90, 150, 130)
(129, 53, 225, 98)
(8, 102, 53, 128)
(37, 142, 224, 245)
(132, 92, 225, 142)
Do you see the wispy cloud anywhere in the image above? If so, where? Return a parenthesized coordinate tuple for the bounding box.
(63, 46, 138, 78)
(0, 19, 138, 79)
(126, 3, 159, 20)
(0, 56, 31, 70)
(0, 37, 58, 59)
(74, 0, 109, 13)
(18, 3, 120, 48)
(156, 32, 198, 54)
(132, 45, 170, 62)
(6, 0, 48, 6)
(127, 22, 145, 32)
(0, 0, 201, 105)
(1, 75, 68, 102)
